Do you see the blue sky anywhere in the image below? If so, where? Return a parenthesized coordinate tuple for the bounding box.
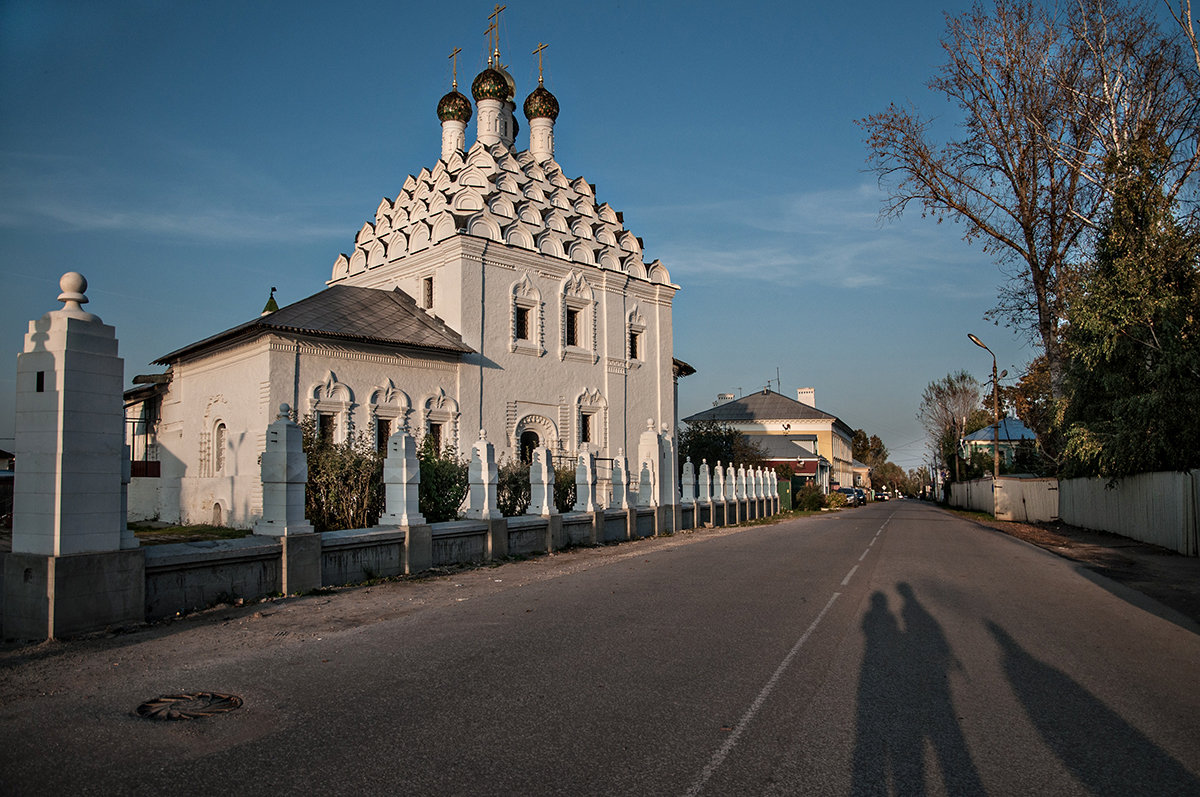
(0, 0, 1045, 470)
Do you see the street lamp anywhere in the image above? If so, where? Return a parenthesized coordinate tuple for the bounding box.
(968, 333, 1000, 478)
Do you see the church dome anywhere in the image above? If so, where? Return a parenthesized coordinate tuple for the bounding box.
(437, 89, 473, 123)
(523, 85, 559, 121)
(472, 68, 509, 102)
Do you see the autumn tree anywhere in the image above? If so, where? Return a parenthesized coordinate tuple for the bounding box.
(860, 0, 1200, 396)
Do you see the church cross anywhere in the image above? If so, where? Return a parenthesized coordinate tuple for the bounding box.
(448, 46, 461, 89)
(484, 20, 498, 66)
(532, 41, 548, 85)
(488, 4, 506, 61)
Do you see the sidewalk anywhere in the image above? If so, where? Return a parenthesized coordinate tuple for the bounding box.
(960, 510, 1200, 631)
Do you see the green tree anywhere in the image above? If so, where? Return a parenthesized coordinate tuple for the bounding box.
(678, 420, 767, 470)
(851, 429, 889, 470)
(1061, 142, 1200, 478)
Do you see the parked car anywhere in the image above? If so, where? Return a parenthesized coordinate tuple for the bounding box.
(854, 488, 867, 504)
(835, 487, 859, 506)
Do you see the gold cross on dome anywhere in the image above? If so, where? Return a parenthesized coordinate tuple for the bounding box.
(484, 20, 498, 66)
(488, 4, 507, 61)
(532, 42, 548, 85)
(448, 46, 461, 89)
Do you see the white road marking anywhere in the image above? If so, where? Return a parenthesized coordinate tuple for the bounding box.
(841, 565, 859, 585)
(859, 549, 870, 561)
(684, 592, 842, 797)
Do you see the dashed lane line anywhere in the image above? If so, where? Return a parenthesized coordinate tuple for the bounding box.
(683, 592, 842, 797)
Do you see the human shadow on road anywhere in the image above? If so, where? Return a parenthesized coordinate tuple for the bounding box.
(852, 583, 984, 795)
(986, 621, 1200, 796)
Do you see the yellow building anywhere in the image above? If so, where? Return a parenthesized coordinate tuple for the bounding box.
(682, 388, 855, 491)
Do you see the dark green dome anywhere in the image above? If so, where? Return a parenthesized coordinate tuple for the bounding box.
(472, 68, 509, 101)
(523, 85, 559, 121)
(437, 90, 473, 123)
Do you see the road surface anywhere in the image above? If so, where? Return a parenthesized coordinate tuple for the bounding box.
(2, 501, 1198, 795)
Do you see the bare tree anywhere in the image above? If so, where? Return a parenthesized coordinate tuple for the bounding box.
(1062, 1, 1200, 209)
(917, 370, 983, 478)
(860, 0, 1199, 390)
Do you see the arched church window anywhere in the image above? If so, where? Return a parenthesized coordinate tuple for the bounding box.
(214, 423, 227, 473)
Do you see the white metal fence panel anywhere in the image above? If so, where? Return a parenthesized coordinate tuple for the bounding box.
(993, 477, 1059, 522)
(1060, 472, 1198, 556)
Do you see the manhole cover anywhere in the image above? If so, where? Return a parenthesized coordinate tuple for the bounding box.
(136, 692, 243, 720)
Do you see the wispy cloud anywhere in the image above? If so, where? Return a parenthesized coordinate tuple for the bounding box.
(0, 146, 350, 242)
(641, 183, 997, 295)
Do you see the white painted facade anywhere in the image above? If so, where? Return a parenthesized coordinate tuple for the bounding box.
(126, 53, 679, 529)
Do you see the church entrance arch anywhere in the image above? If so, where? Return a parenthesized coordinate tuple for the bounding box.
(519, 430, 540, 464)
(514, 414, 557, 461)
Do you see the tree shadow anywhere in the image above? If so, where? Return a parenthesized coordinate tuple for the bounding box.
(853, 583, 983, 795)
(986, 620, 1200, 796)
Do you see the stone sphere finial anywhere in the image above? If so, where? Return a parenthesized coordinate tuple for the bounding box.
(479, 429, 487, 441)
(278, 403, 291, 419)
(646, 418, 654, 431)
(57, 271, 88, 310)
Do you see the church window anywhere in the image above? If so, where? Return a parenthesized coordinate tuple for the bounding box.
(422, 276, 434, 309)
(214, 423, 227, 473)
(318, 412, 337, 444)
(428, 422, 443, 453)
(515, 307, 530, 341)
(376, 417, 391, 453)
(579, 411, 593, 444)
(511, 275, 543, 357)
(560, 273, 594, 362)
(627, 307, 647, 366)
(565, 308, 580, 347)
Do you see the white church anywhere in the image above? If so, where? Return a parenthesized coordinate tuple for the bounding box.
(123, 26, 680, 529)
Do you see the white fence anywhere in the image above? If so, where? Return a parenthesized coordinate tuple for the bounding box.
(1060, 472, 1199, 557)
(949, 476, 1060, 523)
(949, 471, 1199, 556)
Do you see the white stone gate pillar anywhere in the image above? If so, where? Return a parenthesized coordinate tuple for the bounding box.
(4, 273, 144, 639)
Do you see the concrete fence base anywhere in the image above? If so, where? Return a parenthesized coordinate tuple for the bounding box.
(3, 499, 782, 637)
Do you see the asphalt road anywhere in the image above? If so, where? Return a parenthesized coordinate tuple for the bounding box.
(2, 501, 1199, 795)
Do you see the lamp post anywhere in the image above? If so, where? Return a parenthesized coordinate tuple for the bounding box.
(968, 333, 1000, 478)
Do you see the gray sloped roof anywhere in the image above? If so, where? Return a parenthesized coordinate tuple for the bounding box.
(684, 389, 854, 437)
(155, 285, 472, 364)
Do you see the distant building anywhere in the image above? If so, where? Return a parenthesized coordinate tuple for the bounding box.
(961, 417, 1036, 469)
(682, 388, 855, 492)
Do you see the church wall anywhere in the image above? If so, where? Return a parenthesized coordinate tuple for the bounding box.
(337, 235, 677, 466)
(287, 336, 461, 453)
(144, 334, 464, 531)
(168, 340, 273, 528)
